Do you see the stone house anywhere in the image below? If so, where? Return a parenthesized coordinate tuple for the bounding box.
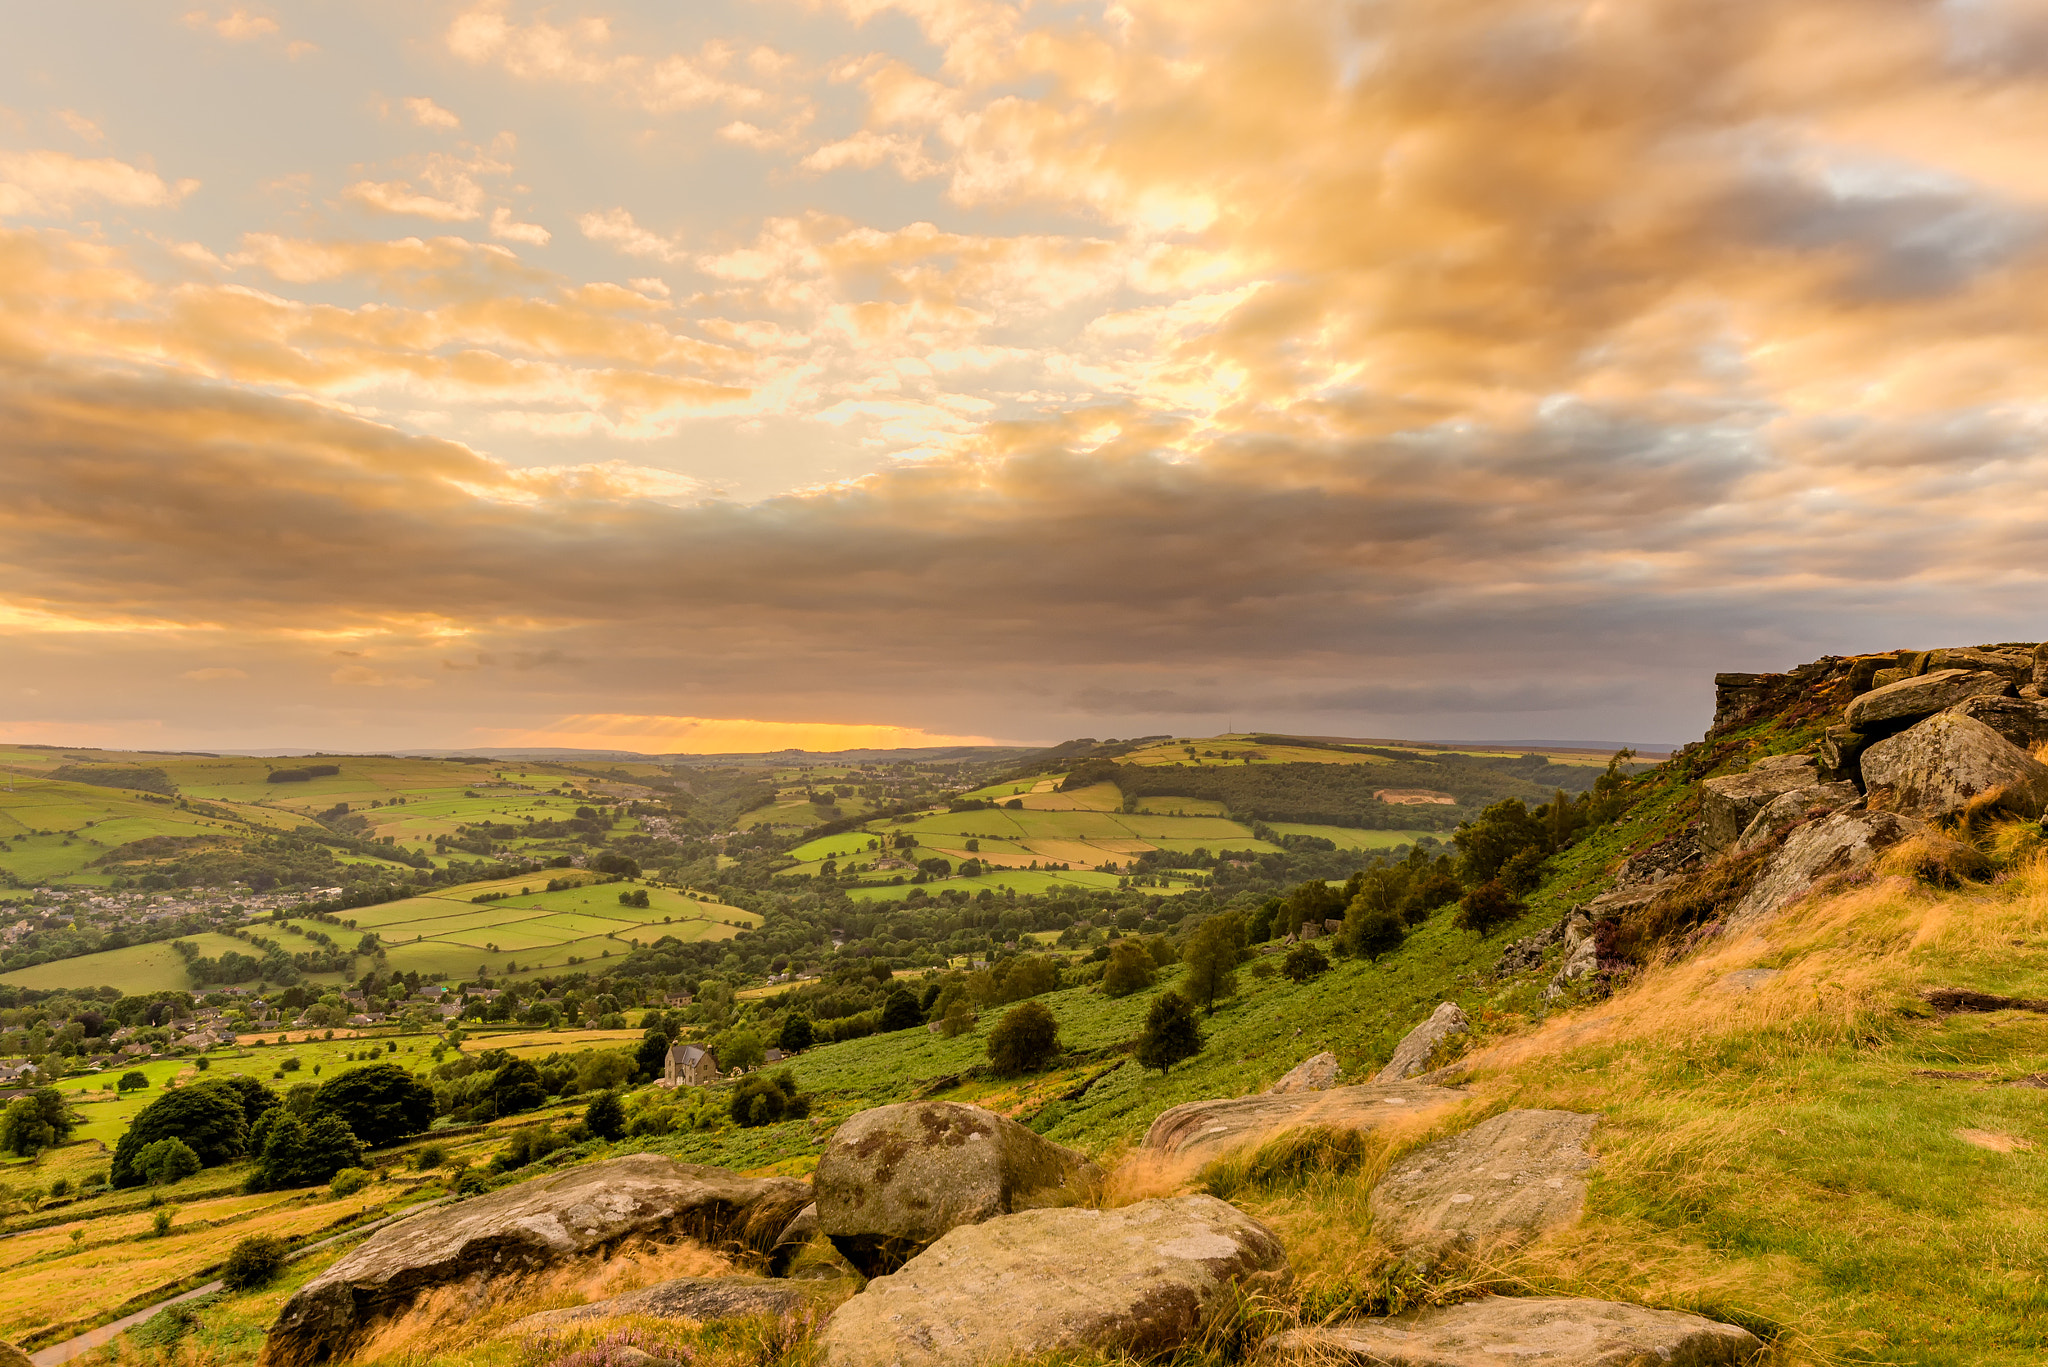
(663, 1043, 720, 1088)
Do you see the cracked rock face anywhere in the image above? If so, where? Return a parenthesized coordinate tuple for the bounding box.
(812, 1101, 1101, 1277)
(1861, 711, 2048, 822)
(1368, 1110, 1597, 1260)
(1844, 668, 2013, 733)
(1262, 1296, 1762, 1367)
(1734, 781, 1862, 850)
(1698, 759, 1821, 852)
(815, 1196, 1289, 1367)
(1731, 807, 1927, 922)
(1142, 1082, 1465, 1165)
(504, 1276, 808, 1335)
(259, 1155, 810, 1367)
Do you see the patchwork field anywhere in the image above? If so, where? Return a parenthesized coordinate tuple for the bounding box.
(0, 932, 265, 994)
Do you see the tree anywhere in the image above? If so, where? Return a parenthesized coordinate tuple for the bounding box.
(118, 1070, 150, 1093)
(1457, 879, 1524, 935)
(487, 1059, 547, 1116)
(729, 1070, 810, 1127)
(254, 1110, 363, 1189)
(1179, 912, 1246, 1012)
(986, 1001, 1061, 1076)
(205, 1074, 279, 1128)
(1282, 942, 1330, 983)
(221, 1235, 289, 1291)
(1101, 941, 1154, 998)
(111, 1085, 249, 1186)
(1, 1098, 54, 1156)
(135, 1137, 202, 1185)
(716, 1028, 765, 1071)
(1135, 991, 1203, 1076)
(1452, 798, 1546, 884)
(583, 1089, 626, 1141)
(312, 1063, 436, 1145)
(1347, 905, 1406, 961)
(879, 989, 924, 1032)
(1396, 871, 1463, 926)
(777, 1014, 815, 1053)
(634, 1025, 673, 1083)
(939, 997, 975, 1037)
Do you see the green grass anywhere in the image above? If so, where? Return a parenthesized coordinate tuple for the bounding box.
(1265, 824, 1441, 850)
(0, 933, 260, 993)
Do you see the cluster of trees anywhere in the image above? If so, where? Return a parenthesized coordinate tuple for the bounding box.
(266, 764, 341, 784)
(1, 1087, 77, 1155)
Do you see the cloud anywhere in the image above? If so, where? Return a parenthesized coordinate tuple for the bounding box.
(182, 667, 248, 681)
(184, 9, 278, 41)
(446, 4, 775, 113)
(0, 150, 196, 217)
(331, 664, 433, 689)
(577, 208, 685, 262)
(478, 714, 1008, 753)
(402, 97, 462, 131)
(490, 207, 550, 245)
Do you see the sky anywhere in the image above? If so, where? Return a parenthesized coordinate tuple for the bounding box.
(4, 0, 2048, 755)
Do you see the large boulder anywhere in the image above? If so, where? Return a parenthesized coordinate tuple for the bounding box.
(1697, 757, 1819, 851)
(1262, 1297, 1761, 1367)
(1950, 694, 2048, 752)
(1860, 712, 2048, 821)
(260, 1155, 810, 1367)
(1142, 1082, 1465, 1165)
(1844, 669, 2012, 733)
(504, 1276, 807, 1335)
(815, 1196, 1288, 1367)
(1734, 781, 1862, 850)
(1374, 1003, 1471, 1082)
(2034, 642, 2048, 695)
(1928, 647, 2034, 684)
(1368, 1110, 1597, 1260)
(1268, 1052, 1341, 1093)
(1542, 911, 1599, 1002)
(1731, 807, 1926, 922)
(812, 1101, 1100, 1277)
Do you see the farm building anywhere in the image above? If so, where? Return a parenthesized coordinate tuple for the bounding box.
(663, 1043, 720, 1087)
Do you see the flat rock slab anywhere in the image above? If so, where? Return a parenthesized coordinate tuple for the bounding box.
(506, 1276, 806, 1335)
(1845, 668, 2012, 733)
(1263, 1297, 1761, 1367)
(1731, 807, 1926, 922)
(261, 1155, 811, 1367)
(1369, 1110, 1597, 1259)
(1698, 761, 1819, 852)
(814, 1101, 1100, 1277)
(815, 1196, 1288, 1367)
(1142, 1082, 1466, 1165)
(1735, 781, 1860, 850)
(1862, 711, 2048, 821)
(1374, 1003, 1471, 1082)
(1269, 1052, 1341, 1094)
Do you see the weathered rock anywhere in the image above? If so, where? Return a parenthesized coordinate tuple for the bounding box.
(813, 1101, 1100, 1277)
(1269, 1052, 1341, 1093)
(1730, 807, 1927, 922)
(1928, 647, 2034, 684)
(1698, 758, 1818, 851)
(2034, 642, 2048, 695)
(260, 1155, 810, 1367)
(1374, 1003, 1470, 1082)
(1734, 781, 1861, 850)
(1543, 912, 1600, 1002)
(1369, 1110, 1597, 1260)
(1950, 694, 2048, 752)
(1262, 1297, 1762, 1367)
(767, 1202, 818, 1276)
(0, 1340, 33, 1367)
(1860, 712, 2048, 821)
(1844, 668, 2012, 733)
(815, 1196, 1288, 1367)
(1819, 725, 1874, 784)
(1142, 1082, 1466, 1164)
(505, 1276, 807, 1335)
(1609, 832, 1701, 889)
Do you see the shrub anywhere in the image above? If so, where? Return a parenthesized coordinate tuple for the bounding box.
(49, 1176, 71, 1198)
(329, 1167, 371, 1198)
(1347, 904, 1406, 961)
(879, 989, 923, 1032)
(729, 1070, 810, 1128)
(1101, 941, 1154, 998)
(490, 1125, 569, 1172)
(777, 1014, 815, 1053)
(1456, 879, 1523, 935)
(136, 1137, 203, 1186)
(150, 1208, 174, 1238)
(111, 1086, 248, 1186)
(1281, 943, 1329, 983)
(312, 1063, 435, 1145)
(411, 1142, 448, 1171)
(986, 1002, 1060, 1076)
(221, 1234, 289, 1290)
(1135, 990, 1203, 1076)
(584, 1090, 626, 1141)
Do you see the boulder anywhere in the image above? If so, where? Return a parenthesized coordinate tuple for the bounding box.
(1950, 694, 2048, 752)
(1819, 725, 1874, 784)
(505, 1276, 807, 1335)
(1698, 758, 1818, 851)
(1369, 1110, 1597, 1260)
(1860, 712, 2048, 821)
(1928, 647, 2033, 684)
(767, 1202, 818, 1275)
(1543, 912, 1599, 1002)
(1374, 1003, 1471, 1082)
(1731, 807, 1927, 922)
(812, 1101, 1100, 1277)
(1844, 669, 2012, 733)
(1734, 781, 1862, 850)
(1609, 831, 1701, 888)
(260, 1155, 810, 1367)
(2035, 642, 2048, 695)
(1142, 1082, 1466, 1165)
(1268, 1052, 1341, 1094)
(814, 1196, 1288, 1367)
(1261, 1297, 1761, 1367)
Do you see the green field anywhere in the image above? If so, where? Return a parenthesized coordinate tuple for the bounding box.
(0, 932, 261, 993)
(1265, 822, 1440, 849)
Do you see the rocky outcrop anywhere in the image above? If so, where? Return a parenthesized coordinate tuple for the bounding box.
(1368, 1110, 1597, 1261)
(1698, 757, 1819, 851)
(815, 1196, 1288, 1367)
(1950, 694, 2048, 752)
(1928, 647, 2034, 684)
(1268, 1052, 1341, 1093)
(1734, 780, 1861, 849)
(505, 1277, 807, 1335)
(1262, 1297, 1762, 1367)
(1609, 831, 1702, 889)
(1374, 1003, 1470, 1082)
(1142, 1082, 1466, 1164)
(1731, 807, 1925, 922)
(768, 1202, 819, 1276)
(1543, 912, 1599, 1001)
(260, 1155, 810, 1367)
(1844, 669, 2012, 733)
(1860, 712, 2048, 821)
(813, 1101, 1100, 1277)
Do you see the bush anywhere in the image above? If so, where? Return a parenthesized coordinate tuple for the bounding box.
(490, 1125, 569, 1172)
(1456, 879, 1523, 934)
(777, 1014, 815, 1053)
(1135, 990, 1203, 1076)
(1101, 941, 1154, 998)
(986, 1002, 1061, 1076)
(1347, 904, 1406, 961)
(729, 1070, 811, 1128)
(311, 1064, 434, 1145)
(136, 1137, 203, 1186)
(150, 1208, 174, 1238)
(411, 1142, 448, 1171)
(879, 989, 923, 1032)
(1281, 943, 1329, 983)
(329, 1167, 371, 1198)
(111, 1085, 248, 1186)
(584, 1090, 626, 1141)
(221, 1234, 289, 1290)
